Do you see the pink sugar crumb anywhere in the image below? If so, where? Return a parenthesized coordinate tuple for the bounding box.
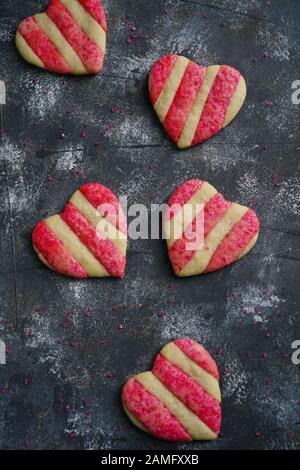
(255, 431, 262, 437)
(82, 398, 89, 406)
(5, 346, 11, 354)
(68, 431, 78, 439)
(117, 324, 123, 330)
(47, 175, 54, 182)
(60, 133, 66, 139)
(111, 106, 117, 113)
(69, 340, 77, 348)
(106, 372, 113, 379)
(203, 11, 208, 19)
(264, 99, 273, 107)
(158, 312, 166, 318)
(24, 378, 30, 385)
(223, 369, 231, 377)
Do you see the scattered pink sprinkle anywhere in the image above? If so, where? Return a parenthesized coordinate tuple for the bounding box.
(60, 133, 66, 139)
(261, 352, 268, 359)
(5, 346, 11, 354)
(58, 337, 65, 344)
(75, 168, 82, 177)
(82, 398, 89, 406)
(223, 369, 231, 377)
(264, 99, 273, 107)
(47, 175, 54, 182)
(117, 324, 123, 330)
(262, 144, 268, 150)
(111, 107, 117, 113)
(23, 439, 30, 448)
(69, 340, 77, 348)
(106, 372, 113, 379)
(203, 11, 208, 19)
(255, 431, 262, 437)
(266, 378, 272, 385)
(84, 411, 91, 417)
(94, 141, 101, 146)
(265, 332, 272, 338)
(158, 312, 165, 318)
(242, 175, 248, 182)
(81, 131, 87, 138)
(24, 378, 30, 385)
(68, 431, 78, 439)
(26, 329, 33, 337)
(112, 305, 118, 312)
(130, 25, 136, 32)
(252, 57, 258, 63)
(85, 309, 92, 316)
(127, 38, 132, 44)
(35, 306, 44, 313)
(264, 51, 271, 59)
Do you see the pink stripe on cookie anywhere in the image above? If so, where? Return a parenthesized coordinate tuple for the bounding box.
(163, 61, 206, 143)
(192, 65, 240, 144)
(153, 354, 221, 434)
(32, 220, 88, 278)
(205, 208, 259, 273)
(174, 339, 219, 380)
(122, 378, 192, 441)
(61, 203, 126, 278)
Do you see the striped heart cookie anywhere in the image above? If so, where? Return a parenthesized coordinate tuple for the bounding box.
(32, 183, 127, 278)
(16, 0, 106, 75)
(122, 339, 222, 441)
(164, 179, 259, 277)
(149, 55, 247, 148)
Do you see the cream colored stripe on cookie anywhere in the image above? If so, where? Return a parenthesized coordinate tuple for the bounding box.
(154, 56, 189, 122)
(160, 342, 221, 403)
(34, 13, 87, 74)
(179, 203, 248, 277)
(237, 231, 259, 260)
(45, 215, 109, 277)
(60, 0, 106, 51)
(15, 31, 45, 69)
(177, 65, 220, 149)
(136, 372, 217, 440)
(165, 181, 217, 247)
(70, 191, 127, 254)
(223, 75, 246, 127)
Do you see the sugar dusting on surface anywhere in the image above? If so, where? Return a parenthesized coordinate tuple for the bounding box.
(256, 28, 289, 62)
(25, 77, 65, 121)
(225, 283, 282, 325)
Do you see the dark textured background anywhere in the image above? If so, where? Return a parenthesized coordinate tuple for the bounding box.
(0, 0, 300, 450)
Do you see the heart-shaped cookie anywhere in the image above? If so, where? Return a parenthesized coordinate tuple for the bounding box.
(32, 183, 127, 278)
(16, 0, 106, 75)
(149, 55, 246, 148)
(164, 179, 259, 277)
(122, 339, 222, 441)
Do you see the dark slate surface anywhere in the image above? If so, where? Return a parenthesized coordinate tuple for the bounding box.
(0, 0, 300, 450)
